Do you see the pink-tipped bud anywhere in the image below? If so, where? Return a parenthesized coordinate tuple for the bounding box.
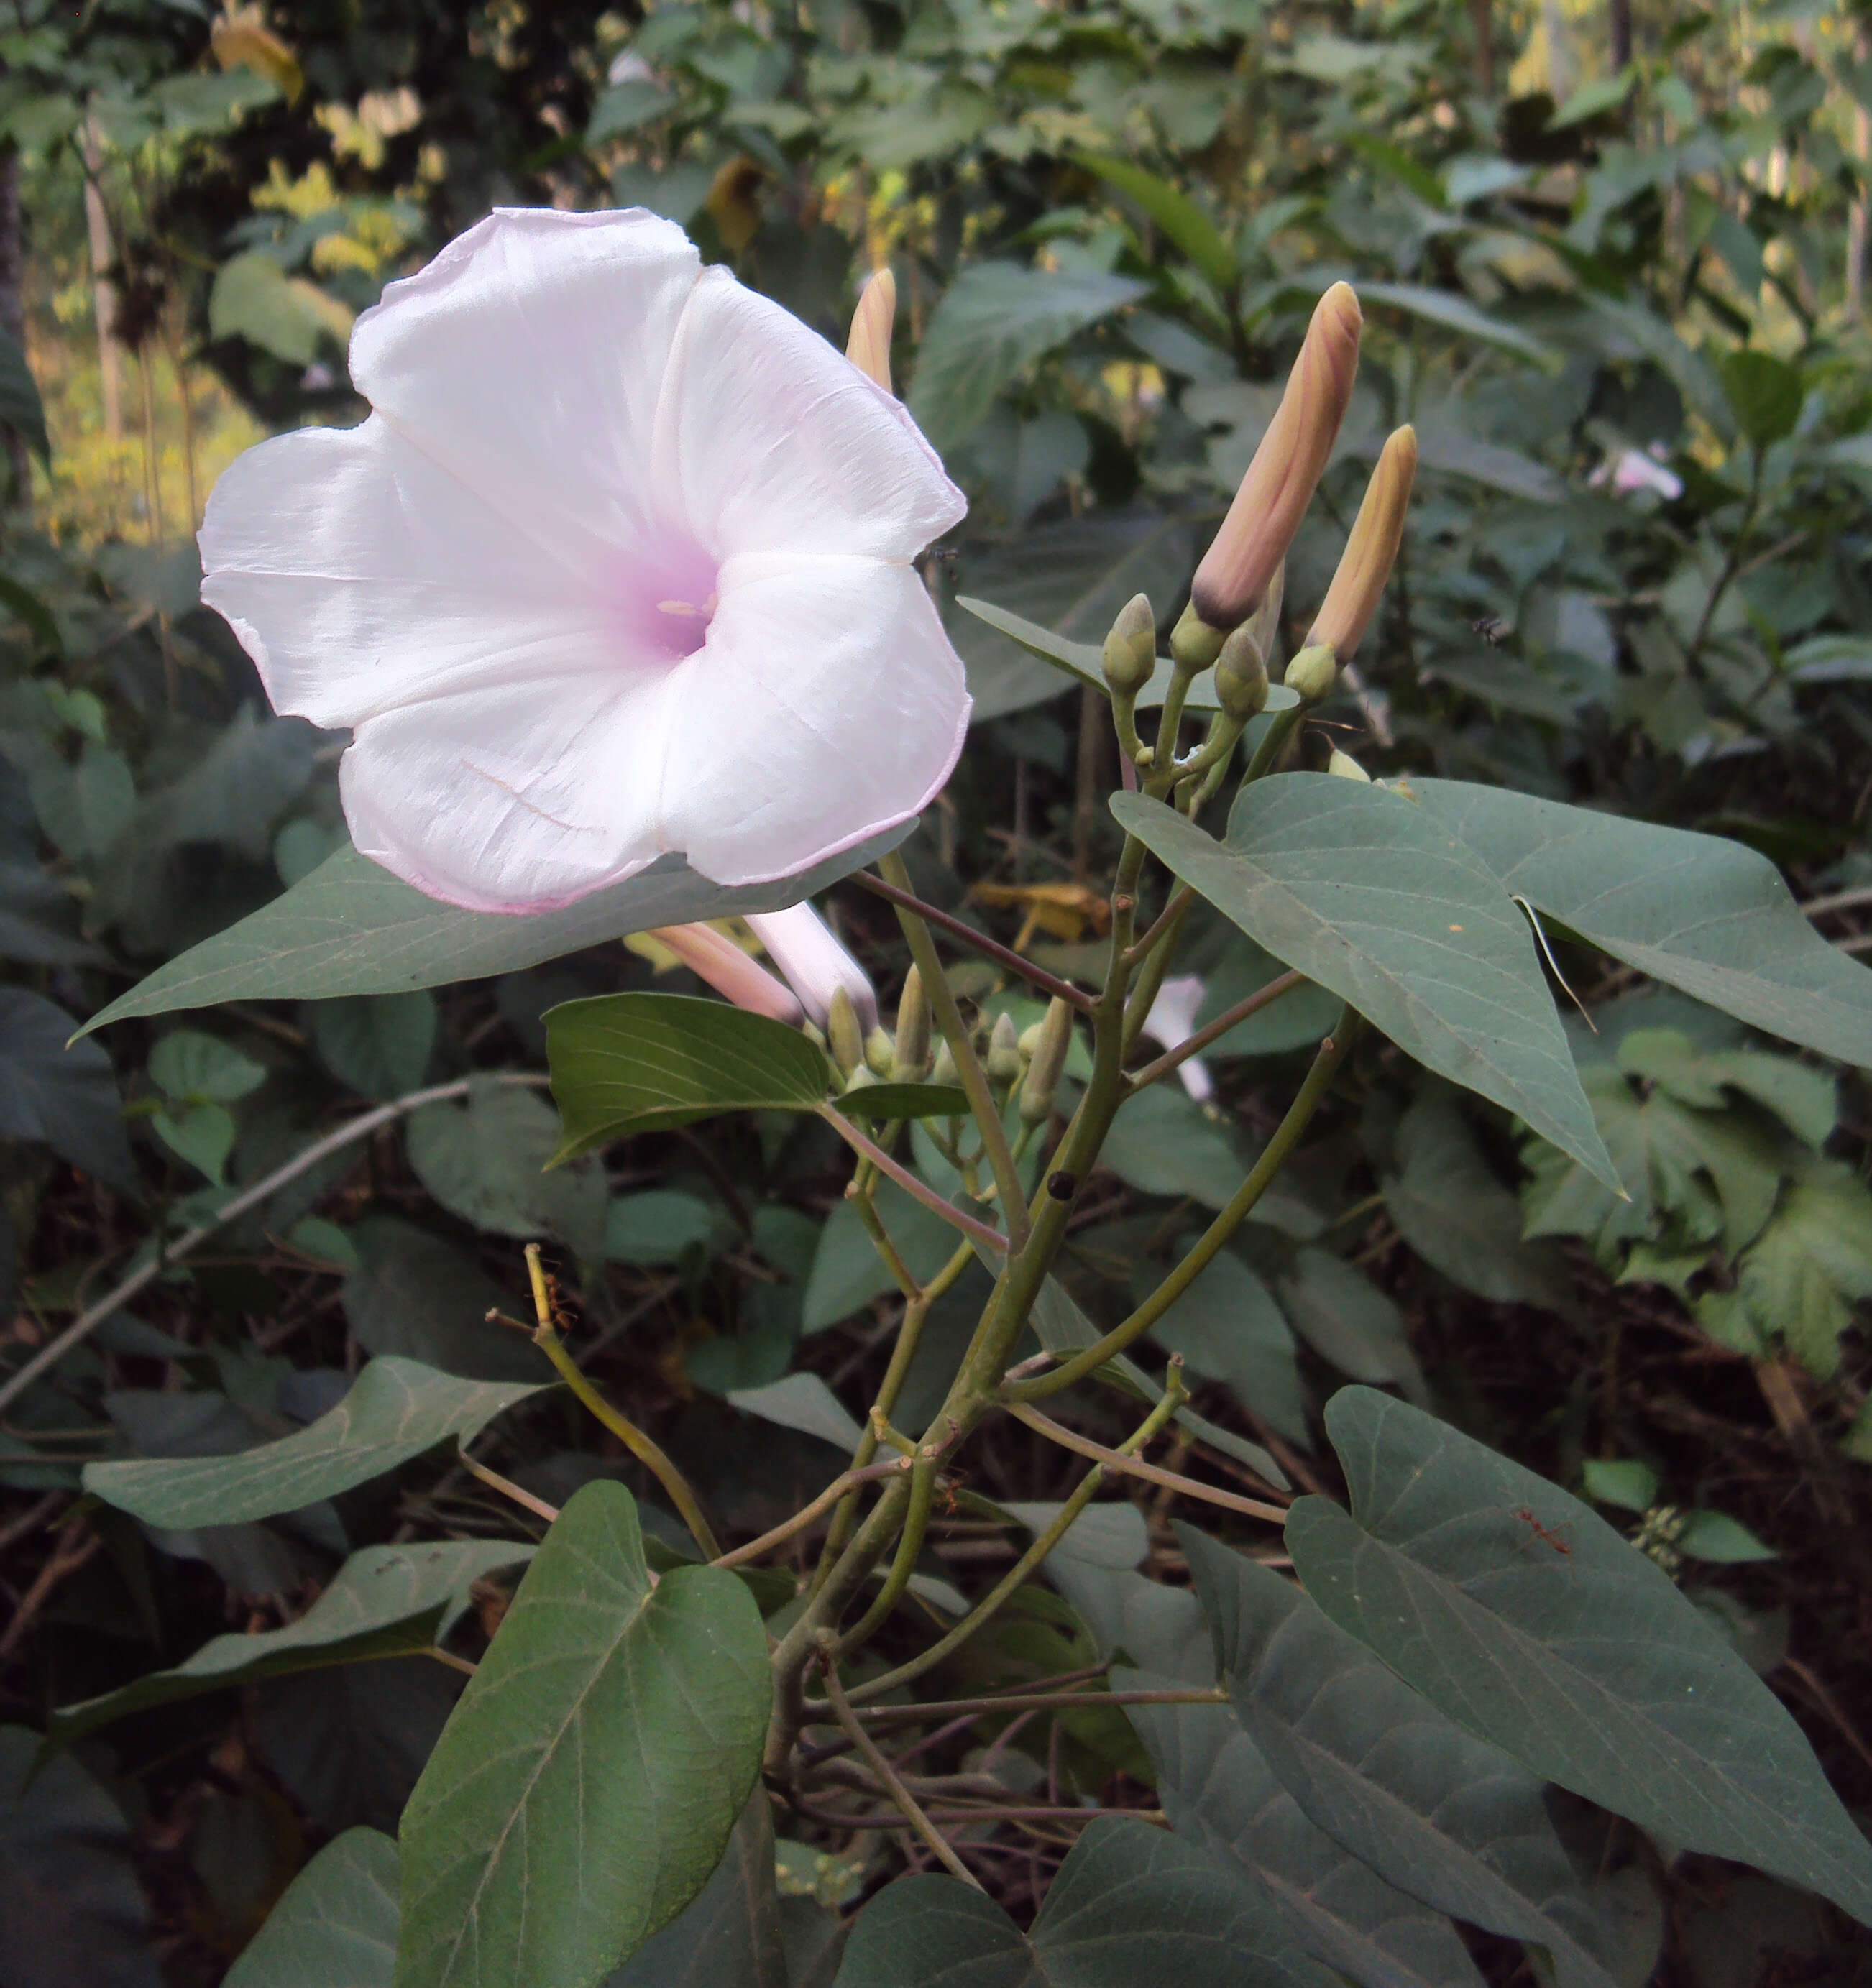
(1307, 426, 1416, 660)
(846, 268, 897, 392)
(647, 922, 804, 1026)
(1192, 283, 1362, 629)
(745, 903, 878, 1034)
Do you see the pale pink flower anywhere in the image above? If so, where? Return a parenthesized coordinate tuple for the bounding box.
(744, 903, 878, 1032)
(1589, 446, 1682, 501)
(647, 921, 803, 1026)
(1139, 974, 1214, 1103)
(198, 208, 970, 914)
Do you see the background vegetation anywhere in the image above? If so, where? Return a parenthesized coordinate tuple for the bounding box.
(0, 0, 1870, 1980)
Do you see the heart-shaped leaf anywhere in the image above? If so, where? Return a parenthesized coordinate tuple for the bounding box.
(224, 1828, 399, 1988)
(1112, 780, 1618, 1187)
(1287, 1389, 1872, 1925)
(395, 1481, 769, 1988)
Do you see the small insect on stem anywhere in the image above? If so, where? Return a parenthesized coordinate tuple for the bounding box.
(1513, 1506, 1573, 1557)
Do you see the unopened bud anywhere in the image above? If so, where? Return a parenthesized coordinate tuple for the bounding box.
(930, 1040, 959, 1090)
(846, 267, 896, 392)
(1169, 600, 1227, 672)
(1327, 748, 1370, 781)
(827, 984, 865, 1078)
(1101, 593, 1156, 695)
(1213, 623, 1269, 722)
(1307, 426, 1416, 660)
(864, 1026, 896, 1077)
(986, 1011, 1023, 1085)
(893, 965, 931, 1080)
(1284, 641, 1337, 705)
(1019, 998, 1074, 1126)
(843, 1063, 881, 1097)
(1192, 283, 1362, 628)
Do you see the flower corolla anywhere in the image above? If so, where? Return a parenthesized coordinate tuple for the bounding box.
(1589, 446, 1682, 502)
(1139, 974, 1214, 1103)
(199, 207, 971, 914)
(743, 903, 878, 1033)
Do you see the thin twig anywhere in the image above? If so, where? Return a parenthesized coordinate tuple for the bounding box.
(711, 1457, 912, 1570)
(1125, 970, 1306, 1090)
(0, 1522, 101, 1661)
(455, 1447, 559, 1525)
(848, 1687, 1226, 1725)
(852, 871, 1097, 1012)
(1803, 884, 1872, 919)
(0, 1074, 551, 1417)
(1004, 1402, 1288, 1522)
(821, 1660, 985, 1889)
(817, 1105, 1008, 1253)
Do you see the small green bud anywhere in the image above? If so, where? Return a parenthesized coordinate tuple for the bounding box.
(892, 965, 931, 1080)
(864, 1026, 896, 1077)
(1101, 593, 1156, 696)
(1019, 997, 1075, 1126)
(986, 1010, 1023, 1085)
(1284, 640, 1337, 705)
(827, 984, 865, 1078)
(1169, 599, 1227, 672)
(1327, 747, 1369, 781)
(1213, 623, 1269, 722)
(930, 1040, 959, 1090)
(843, 1063, 881, 1096)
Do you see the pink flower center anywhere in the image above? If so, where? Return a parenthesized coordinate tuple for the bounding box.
(612, 527, 720, 666)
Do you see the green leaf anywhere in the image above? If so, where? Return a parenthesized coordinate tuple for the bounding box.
(727, 1371, 866, 1451)
(833, 1813, 1303, 1988)
(0, 988, 137, 1190)
(224, 1828, 398, 1988)
(46, 1540, 529, 1754)
(209, 251, 351, 364)
(341, 1217, 551, 1384)
(1102, 1083, 1249, 1209)
(610, 1797, 789, 1987)
(311, 991, 438, 1101)
(1113, 781, 1617, 1188)
(802, 1179, 961, 1333)
(395, 1481, 769, 1988)
(81, 829, 908, 1034)
(0, 1726, 157, 1988)
(1141, 1248, 1308, 1445)
(606, 1189, 720, 1264)
(833, 1081, 971, 1121)
(1273, 1247, 1426, 1399)
(1072, 152, 1240, 290)
(908, 263, 1147, 454)
(1410, 780, 1872, 1069)
(1287, 1389, 1872, 1925)
(83, 1357, 547, 1529)
(1677, 1511, 1776, 1564)
(1731, 1159, 1872, 1379)
(1127, 1696, 1482, 1988)
(1382, 1089, 1577, 1311)
(1719, 350, 1803, 450)
(148, 1029, 267, 1103)
(1581, 1458, 1659, 1512)
(408, 1077, 609, 1262)
(0, 325, 50, 464)
(1357, 282, 1559, 366)
(1182, 1526, 1623, 1988)
(546, 992, 830, 1161)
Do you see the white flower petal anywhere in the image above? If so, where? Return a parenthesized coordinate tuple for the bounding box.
(664, 556, 969, 886)
(200, 416, 658, 730)
(656, 268, 964, 563)
(745, 903, 877, 1031)
(347, 207, 702, 565)
(338, 670, 681, 913)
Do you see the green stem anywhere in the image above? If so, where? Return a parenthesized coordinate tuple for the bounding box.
(1121, 895, 1193, 1057)
(878, 850, 1031, 1248)
(533, 1324, 722, 1559)
(818, 1104, 1008, 1253)
(1125, 970, 1305, 1091)
(850, 1176, 921, 1299)
(836, 1368, 1188, 1708)
(1004, 1009, 1362, 1402)
(1239, 705, 1302, 786)
(832, 1450, 939, 1656)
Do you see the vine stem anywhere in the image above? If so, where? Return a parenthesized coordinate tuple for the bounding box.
(817, 1104, 1007, 1253)
(851, 870, 1096, 1013)
(820, 1660, 985, 1888)
(878, 850, 1031, 1248)
(1124, 970, 1305, 1090)
(1006, 1008, 1361, 1402)
(0, 1072, 550, 1417)
(1002, 1402, 1287, 1522)
(711, 1456, 913, 1570)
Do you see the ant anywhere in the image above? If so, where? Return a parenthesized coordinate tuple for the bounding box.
(1472, 615, 1508, 646)
(1513, 1506, 1574, 1557)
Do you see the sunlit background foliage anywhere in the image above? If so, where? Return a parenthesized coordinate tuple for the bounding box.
(1, 0, 1871, 1979)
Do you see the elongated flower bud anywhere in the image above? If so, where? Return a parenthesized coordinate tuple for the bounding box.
(846, 268, 896, 392)
(745, 903, 878, 1033)
(1328, 747, 1370, 781)
(1308, 426, 1416, 660)
(647, 922, 804, 1026)
(894, 964, 931, 1080)
(1284, 641, 1337, 705)
(1192, 283, 1362, 629)
(827, 984, 865, 1077)
(930, 1040, 959, 1090)
(986, 1011, 1023, 1085)
(1019, 997, 1074, 1126)
(864, 1026, 896, 1076)
(1101, 593, 1156, 695)
(1169, 600, 1226, 672)
(1213, 623, 1269, 722)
